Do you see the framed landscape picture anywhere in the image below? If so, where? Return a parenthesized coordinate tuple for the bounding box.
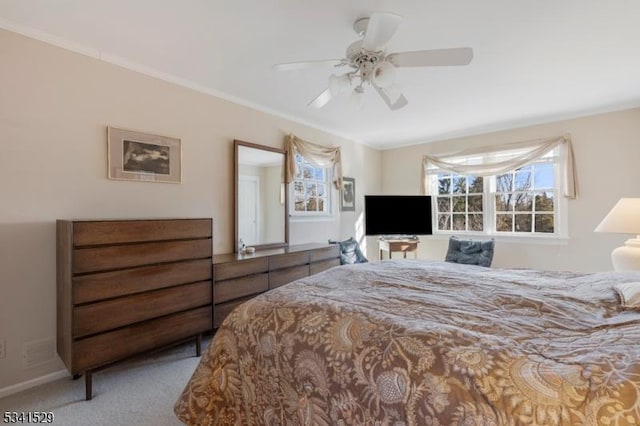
(341, 177, 356, 211)
(107, 126, 181, 183)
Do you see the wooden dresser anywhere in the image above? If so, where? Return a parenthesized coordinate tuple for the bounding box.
(212, 243, 340, 328)
(56, 218, 213, 400)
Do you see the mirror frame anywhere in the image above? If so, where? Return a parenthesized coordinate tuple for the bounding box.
(234, 139, 289, 252)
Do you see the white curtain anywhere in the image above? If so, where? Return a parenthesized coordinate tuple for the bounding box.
(422, 134, 577, 198)
(285, 134, 343, 189)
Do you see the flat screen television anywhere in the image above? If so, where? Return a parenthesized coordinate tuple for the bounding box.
(364, 195, 433, 236)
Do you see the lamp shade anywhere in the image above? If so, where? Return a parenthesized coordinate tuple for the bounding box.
(350, 86, 365, 109)
(594, 198, 640, 234)
(372, 61, 396, 88)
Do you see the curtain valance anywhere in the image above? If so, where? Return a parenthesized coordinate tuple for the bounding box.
(285, 134, 343, 190)
(422, 134, 577, 198)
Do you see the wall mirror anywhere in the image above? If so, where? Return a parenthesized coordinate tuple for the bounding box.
(234, 140, 288, 252)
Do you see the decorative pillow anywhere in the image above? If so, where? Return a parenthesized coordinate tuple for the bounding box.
(329, 237, 368, 265)
(445, 236, 495, 267)
(613, 282, 640, 308)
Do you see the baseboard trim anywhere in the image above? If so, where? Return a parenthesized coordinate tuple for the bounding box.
(0, 370, 70, 399)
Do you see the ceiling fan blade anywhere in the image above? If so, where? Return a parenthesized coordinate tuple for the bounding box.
(387, 47, 474, 67)
(375, 86, 408, 111)
(362, 12, 403, 51)
(308, 88, 333, 108)
(273, 59, 343, 71)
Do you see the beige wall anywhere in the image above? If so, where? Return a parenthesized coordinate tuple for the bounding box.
(0, 30, 381, 391)
(380, 108, 640, 270)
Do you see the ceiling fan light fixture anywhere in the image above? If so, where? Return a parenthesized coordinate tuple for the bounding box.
(329, 73, 351, 97)
(350, 86, 366, 109)
(372, 60, 396, 88)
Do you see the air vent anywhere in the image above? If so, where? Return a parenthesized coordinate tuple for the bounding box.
(23, 338, 55, 369)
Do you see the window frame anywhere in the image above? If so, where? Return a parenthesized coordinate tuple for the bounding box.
(429, 148, 568, 240)
(289, 153, 333, 217)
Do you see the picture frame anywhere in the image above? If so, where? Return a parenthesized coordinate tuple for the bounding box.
(341, 177, 356, 211)
(107, 126, 181, 183)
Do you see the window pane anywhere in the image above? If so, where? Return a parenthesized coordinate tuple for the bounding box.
(306, 198, 318, 211)
(317, 198, 325, 212)
(303, 165, 314, 179)
(468, 195, 483, 212)
(495, 194, 513, 212)
(469, 214, 484, 231)
(452, 176, 467, 194)
(314, 168, 324, 180)
(438, 177, 451, 195)
(438, 214, 451, 230)
(452, 214, 466, 231)
(452, 196, 466, 212)
(496, 174, 512, 192)
(535, 192, 554, 212)
(306, 182, 316, 196)
(514, 171, 532, 191)
(295, 200, 305, 211)
(514, 214, 532, 232)
(534, 163, 554, 189)
(437, 197, 450, 212)
(468, 176, 483, 193)
(496, 214, 512, 232)
(535, 213, 555, 233)
(514, 194, 533, 211)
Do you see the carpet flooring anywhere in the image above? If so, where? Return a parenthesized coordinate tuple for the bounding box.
(0, 338, 209, 426)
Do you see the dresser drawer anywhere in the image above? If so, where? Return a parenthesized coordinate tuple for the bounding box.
(72, 219, 212, 247)
(269, 264, 309, 289)
(310, 258, 341, 275)
(214, 272, 268, 304)
(73, 259, 212, 304)
(310, 245, 340, 262)
(214, 257, 268, 281)
(73, 281, 212, 338)
(269, 251, 309, 270)
(214, 296, 255, 329)
(73, 306, 212, 373)
(73, 239, 212, 274)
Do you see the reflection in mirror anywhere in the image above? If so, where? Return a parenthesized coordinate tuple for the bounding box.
(235, 140, 288, 252)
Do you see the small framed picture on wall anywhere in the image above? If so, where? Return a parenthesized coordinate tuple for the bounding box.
(341, 177, 356, 211)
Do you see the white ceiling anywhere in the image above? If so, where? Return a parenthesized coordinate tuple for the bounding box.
(2, 1, 640, 150)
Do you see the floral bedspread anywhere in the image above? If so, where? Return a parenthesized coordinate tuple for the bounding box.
(175, 260, 640, 425)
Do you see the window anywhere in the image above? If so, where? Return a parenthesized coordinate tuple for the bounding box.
(494, 161, 556, 234)
(291, 153, 331, 215)
(431, 150, 563, 237)
(437, 174, 484, 232)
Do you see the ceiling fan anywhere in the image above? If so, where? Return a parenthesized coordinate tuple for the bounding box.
(274, 12, 474, 111)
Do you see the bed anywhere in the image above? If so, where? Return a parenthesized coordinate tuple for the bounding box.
(174, 259, 640, 425)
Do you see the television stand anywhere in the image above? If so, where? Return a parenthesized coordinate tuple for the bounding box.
(378, 236, 420, 260)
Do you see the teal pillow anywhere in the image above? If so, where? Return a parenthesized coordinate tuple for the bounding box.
(329, 237, 368, 265)
(445, 236, 494, 267)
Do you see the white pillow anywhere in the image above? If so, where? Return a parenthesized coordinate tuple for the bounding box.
(613, 282, 640, 308)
